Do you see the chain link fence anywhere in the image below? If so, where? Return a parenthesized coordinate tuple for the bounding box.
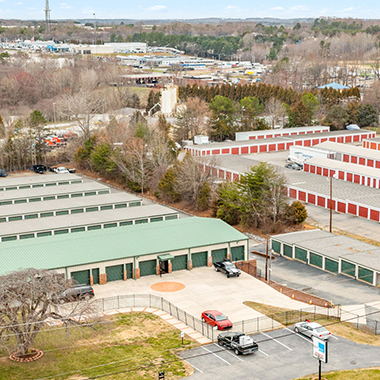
(93, 294, 344, 341)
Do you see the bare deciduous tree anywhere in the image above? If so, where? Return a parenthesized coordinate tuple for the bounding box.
(59, 90, 104, 139)
(265, 97, 287, 129)
(0, 268, 97, 357)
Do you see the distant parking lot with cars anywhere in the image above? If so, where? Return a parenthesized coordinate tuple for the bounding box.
(181, 327, 380, 380)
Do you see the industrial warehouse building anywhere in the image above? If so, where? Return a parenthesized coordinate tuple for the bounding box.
(186, 130, 375, 156)
(0, 217, 248, 285)
(271, 230, 380, 286)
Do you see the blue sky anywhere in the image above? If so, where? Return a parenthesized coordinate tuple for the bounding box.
(0, 0, 379, 20)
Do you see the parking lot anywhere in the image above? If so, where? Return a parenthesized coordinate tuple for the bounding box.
(180, 327, 380, 380)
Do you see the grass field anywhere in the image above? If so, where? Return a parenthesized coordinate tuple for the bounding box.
(295, 367, 380, 379)
(0, 312, 198, 380)
(244, 301, 380, 346)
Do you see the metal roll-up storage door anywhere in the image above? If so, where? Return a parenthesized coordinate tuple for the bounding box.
(171, 255, 188, 271)
(71, 269, 91, 285)
(231, 246, 244, 261)
(325, 258, 338, 273)
(358, 267, 373, 284)
(106, 264, 124, 282)
(212, 248, 227, 263)
(341, 260, 355, 277)
(192, 251, 208, 268)
(310, 253, 322, 268)
(283, 244, 293, 258)
(126, 263, 133, 279)
(92, 268, 100, 285)
(272, 240, 281, 254)
(139, 259, 157, 277)
(295, 247, 307, 262)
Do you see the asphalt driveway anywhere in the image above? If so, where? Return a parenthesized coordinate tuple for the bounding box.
(180, 327, 380, 380)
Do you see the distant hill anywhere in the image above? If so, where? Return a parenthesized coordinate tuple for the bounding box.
(0, 17, 315, 26)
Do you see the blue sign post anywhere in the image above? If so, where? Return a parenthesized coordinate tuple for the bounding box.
(312, 336, 328, 380)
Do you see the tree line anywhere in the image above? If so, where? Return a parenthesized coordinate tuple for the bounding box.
(178, 83, 360, 107)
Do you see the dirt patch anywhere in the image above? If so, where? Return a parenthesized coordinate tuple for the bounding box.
(151, 282, 186, 292)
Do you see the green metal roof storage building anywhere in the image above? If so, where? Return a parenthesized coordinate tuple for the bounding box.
(0, 217, 248, 285)
(0, 192, 142, 222)
(0, 173, 82, 191)
(0, 204, 179, 242)
(0, 182, 111, 205)
(271, 230, 380, 286)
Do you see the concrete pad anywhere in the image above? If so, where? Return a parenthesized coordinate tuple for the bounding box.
(93, 267, 306, 323)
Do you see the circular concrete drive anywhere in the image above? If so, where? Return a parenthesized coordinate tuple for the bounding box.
(150, 281, 185, 292)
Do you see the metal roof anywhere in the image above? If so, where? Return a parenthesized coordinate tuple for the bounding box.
(306, 157, 380, 178)
(315, 141, 380, 161)
(203, 154, 380, 209)
(0, 193, 141, 217)
(190, 130, 370, 151)
(235, 126, 329, 139)
(0, 182, 110, 202)
(271, 230, 380, 271)
(0, 204, 177, 237)
(318, 82, 350, 90)
(0, 217, 248, 275)
(0, 173, 81, 187)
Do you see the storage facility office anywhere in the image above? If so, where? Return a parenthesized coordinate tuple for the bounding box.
(0, 217, 249, 285)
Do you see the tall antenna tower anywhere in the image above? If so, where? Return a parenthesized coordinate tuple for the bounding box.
(44, 0, 51, 33)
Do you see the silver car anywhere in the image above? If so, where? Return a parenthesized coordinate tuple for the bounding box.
(294, 321, 331, 340)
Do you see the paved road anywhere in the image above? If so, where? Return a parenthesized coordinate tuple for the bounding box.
(181, 328, 380, 380)
(250, 244, 380, 306)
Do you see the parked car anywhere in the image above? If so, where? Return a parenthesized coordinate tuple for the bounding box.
(54, 166, 69, 174)
(31, 164, 47, 174)
(201, 310, 233, 330)
(218, 331, 258, 355)
(213, 260, 241, 278)
(53, 284, 95, 304)
(285, 163, 302, 171)
(0, 169, 8, 177)
(294, 321, 331, 340)
(68, 168, 76, 173)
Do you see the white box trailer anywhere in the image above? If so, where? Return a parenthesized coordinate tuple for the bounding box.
(194, 135, 209, 145)
(288, 145, 334, 165)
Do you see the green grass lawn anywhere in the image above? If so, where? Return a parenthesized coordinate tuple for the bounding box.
(244, 301, 380, 346)
(0, 313, 197, 380)
(295, 367, 380, 379)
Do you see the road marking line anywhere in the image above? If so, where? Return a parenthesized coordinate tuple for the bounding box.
(213, 343, 244, 362)
(258, 349, 269, 357)
(284, 327, 311, 343)
(183, 360, 203, 373)
(202, 346, 231, 365)
(261, 332, 292, 351)
(330, 335, 339, 340)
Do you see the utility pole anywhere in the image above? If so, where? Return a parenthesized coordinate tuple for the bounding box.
(329, 175, 333, 233)
(93, 13, 97, 45)
(265, 236, 269, 282)
(44, 0, 51, 33)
